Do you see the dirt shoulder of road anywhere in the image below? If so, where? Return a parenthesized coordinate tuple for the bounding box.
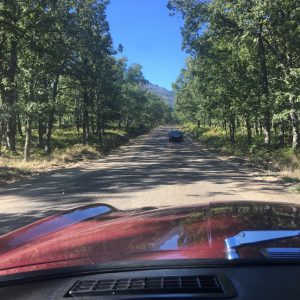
(185, 134, 300, 194)
(0, 156, 81, 186)
(0, 132, 143, 186)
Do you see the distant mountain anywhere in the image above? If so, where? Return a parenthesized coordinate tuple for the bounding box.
(145, 83, 174, 108)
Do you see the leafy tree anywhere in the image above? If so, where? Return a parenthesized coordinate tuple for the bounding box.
(0, 0, 171, 159)
(168, 0, 300, 149)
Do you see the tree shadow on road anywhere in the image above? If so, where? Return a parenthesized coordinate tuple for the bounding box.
(0, 127, 292, 235)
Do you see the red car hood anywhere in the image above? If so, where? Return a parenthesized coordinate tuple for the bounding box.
(0, 201, 299, 276)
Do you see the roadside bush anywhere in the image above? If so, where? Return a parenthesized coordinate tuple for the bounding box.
(182, 123, 300, 173)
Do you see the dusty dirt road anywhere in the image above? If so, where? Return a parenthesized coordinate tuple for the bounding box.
(0, 125, 299, 235)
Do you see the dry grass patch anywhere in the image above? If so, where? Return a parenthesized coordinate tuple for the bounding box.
(0, 127, 141, 186)
(0, 144, 102, 185)
(52, 144, 102, 162)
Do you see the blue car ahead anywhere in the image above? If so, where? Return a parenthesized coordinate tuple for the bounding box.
(168, 130, 184, 142)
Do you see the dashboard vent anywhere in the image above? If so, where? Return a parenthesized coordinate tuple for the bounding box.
(261, 248, 300, 259)
(68, 275, 225, 297)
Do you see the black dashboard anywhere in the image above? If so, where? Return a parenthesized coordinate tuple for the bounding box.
(0, 264, 299, 300)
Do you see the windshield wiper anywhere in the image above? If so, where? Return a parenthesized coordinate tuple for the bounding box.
(225, 230, 300, 260)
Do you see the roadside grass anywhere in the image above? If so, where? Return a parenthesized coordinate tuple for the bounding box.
(182, 123, 300, 190)
(289, 185, 300, 193)
(0, 127, 131, 185)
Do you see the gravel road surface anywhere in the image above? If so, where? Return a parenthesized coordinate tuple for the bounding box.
(0, 126, 299, 235)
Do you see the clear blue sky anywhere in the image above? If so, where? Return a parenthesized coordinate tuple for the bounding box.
(106, 0, 187, 90)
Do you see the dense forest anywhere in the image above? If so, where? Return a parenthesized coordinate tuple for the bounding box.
(168, 0, 300, 151)
(0, 0, 172, 161)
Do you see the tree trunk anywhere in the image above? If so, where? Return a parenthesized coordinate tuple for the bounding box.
(262, 113, 271, 145)
(279, 122, 285, 146)
(236, 117, 241, 131)
(5, 39, 18, 153)
(45, 75, 59, 155)
(255, 116, 259, 136)
(102, 121, 106, 136)
(246, 116, 252, 145)
(97, 123, 102, 142)
(82, 112, 87, 144)
(87, 114, 90, 136)
(6, 116, 16, 152)
(259, 120, 263, 136)
(38, 119, 44, 148)
(257, 24, 271, 145)
(274, 123, 277, 135)
(75, 95, 80, 136)
(229, 115, 235, 144)
(82, 90, 89, 144)
(58, 115, 62, 127)
(91, 116, 95, 135)
(45, 110, 54, 154)
(96, 102, 102, 142)
(290, 109, 299, 150)
(23, 117, 32, 161)
(224, 120, 228, 139)
(0, 121, 4, 155)
(288, 93, 299, 150)
(17, 114, 23, 136)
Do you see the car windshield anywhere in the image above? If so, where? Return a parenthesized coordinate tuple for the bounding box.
(0, 0, 299, 276)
